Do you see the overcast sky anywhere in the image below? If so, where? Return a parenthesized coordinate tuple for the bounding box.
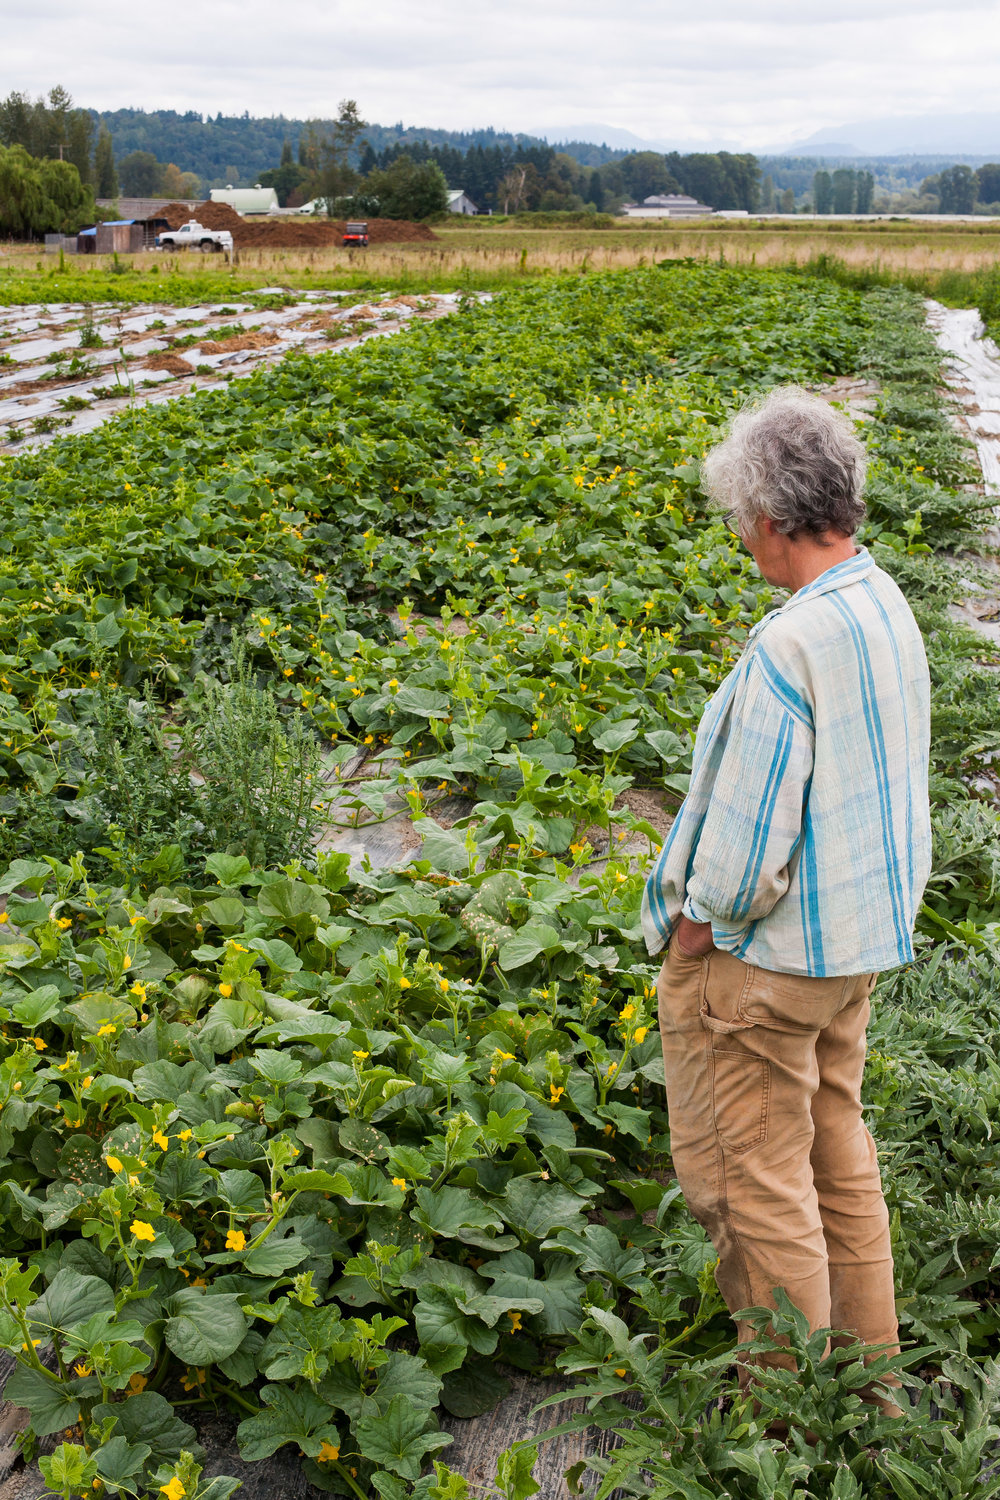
(6, 0, 1000, 148)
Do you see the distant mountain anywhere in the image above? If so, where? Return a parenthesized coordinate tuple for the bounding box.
(765, 112, 1000, 157)
(533, 121, 741, 153)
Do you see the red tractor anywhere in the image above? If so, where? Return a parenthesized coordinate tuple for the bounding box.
(342, 221, 370, 247)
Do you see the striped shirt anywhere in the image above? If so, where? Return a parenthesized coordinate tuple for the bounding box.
(642, 548, 931, 977)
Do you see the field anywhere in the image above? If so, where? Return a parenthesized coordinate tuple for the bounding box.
(0, 261, 999, 1500)
(2, 218, 1000, 317)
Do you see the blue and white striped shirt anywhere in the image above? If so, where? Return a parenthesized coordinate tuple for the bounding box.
(642, 548, 931, 977)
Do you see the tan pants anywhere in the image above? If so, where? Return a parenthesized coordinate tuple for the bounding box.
(657, 941, 899, 1381)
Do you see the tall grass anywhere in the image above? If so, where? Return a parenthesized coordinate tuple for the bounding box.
(1, 229, 999, 328)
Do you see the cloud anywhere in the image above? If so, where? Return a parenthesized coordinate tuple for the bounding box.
(4, 0, 1000, 147)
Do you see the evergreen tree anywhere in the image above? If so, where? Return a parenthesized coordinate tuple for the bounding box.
(780, 187, 796, 213)
(65, 108, 94, 185)
(938, 163, 976, 214)
(855, 170, 875, 213)
(813, 170, 833, 213)
(588, 168, 604, 210)
(831, 167, 856, 214)
(976, 163, 1000, 206)
(94, 124, 118, 197)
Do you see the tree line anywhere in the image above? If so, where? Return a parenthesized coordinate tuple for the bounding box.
(810, 168, 876, 214)
(919, 163, 1000, 213)
(256, 129, 764, 216)
(810, 162, 1000, 214)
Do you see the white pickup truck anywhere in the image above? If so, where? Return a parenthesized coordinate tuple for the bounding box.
(155, 220, 234, 253)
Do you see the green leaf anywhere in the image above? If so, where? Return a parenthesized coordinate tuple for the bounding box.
(249, 1048, 303, 1084)
(355, 1392, 452, 1481)
(643, 728, 687, 762)
(237, 1382, 340, 1462)
(373, 1350, 443, 1418)
(163, 1289, 247, 1363)
(3, 1364, 80, 1435)
(498, 921, 562, 971)
(483, 1106, 531, 1150)
(457, 1291, 545, 1328)
(94, 1435, 152, 1489)
(204, 853, 253, 886)
(414, 1285, 499, 1373)
(481, 1250, 584, 1337)
(496, 1442, 541, 1500)
(39, 1442, 98, 1494)
(249, 935, 303, 973)
(597, 1102, 652, 1144)
(501, 1178, 588, 1240)
(440, 1354, 510, 1418)
(93, 1392, 198, 1464)
(591, 718, 639, 754)
(339, 1116, 390, 1161)
(542, 1224, 648, 1288)
(394, 685, 451, 719)
(609, 1178, 667, 1215)
(258, 878, 331, 933)
(28, 1268, 114, 1336)
(216, 1169, 267, 1213)
(11, 984, 62, 1026)
(243, 1233, 310, 1277)
(0, 859, 51, 895)
(411, 1185, 505, 1242)
(416, 819, 471, 872)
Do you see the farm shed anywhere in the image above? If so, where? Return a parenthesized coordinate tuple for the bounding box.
(210, 184, 279, 215)
(75, 220, 145, 254)
(447, 189, 480, 215)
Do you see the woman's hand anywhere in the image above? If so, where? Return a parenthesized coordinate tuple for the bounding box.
(674, 914, 715, 957)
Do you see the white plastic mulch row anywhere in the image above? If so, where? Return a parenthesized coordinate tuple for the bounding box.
(926, 300, 1000, 495)
(0, 291, 468, 450)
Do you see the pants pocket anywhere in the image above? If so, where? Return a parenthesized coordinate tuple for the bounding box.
(712, 1047, 770, 1151)
(741, 968, 850, 1033)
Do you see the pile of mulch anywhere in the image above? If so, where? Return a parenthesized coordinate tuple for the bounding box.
(144, 352, 194, 375)
(197, 329, 281, 354)
(157, 201, 244, 233)
(231, 218, 438, 248)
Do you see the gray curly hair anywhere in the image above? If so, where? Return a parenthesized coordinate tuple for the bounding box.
(701, 386, 867, 540)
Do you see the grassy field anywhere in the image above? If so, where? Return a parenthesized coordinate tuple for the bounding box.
(2, 217, 999, 309)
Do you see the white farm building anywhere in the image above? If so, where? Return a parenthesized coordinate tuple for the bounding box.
(210, 185, 279, 215)
(447, 189, 480, 215)
(621, 194, 714, 219)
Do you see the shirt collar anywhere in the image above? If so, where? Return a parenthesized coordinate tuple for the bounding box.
(745, 547, 874, 643)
